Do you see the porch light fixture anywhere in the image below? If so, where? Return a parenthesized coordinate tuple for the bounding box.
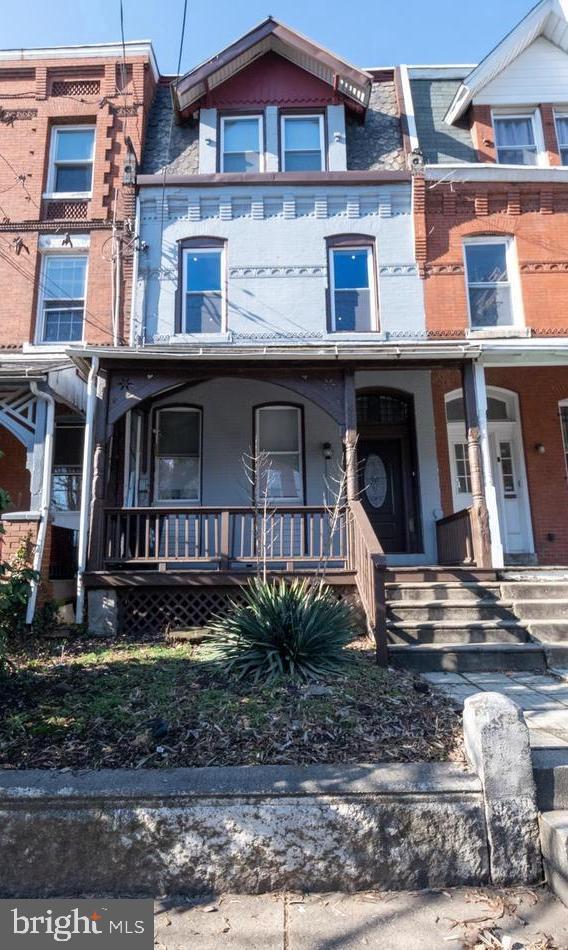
(322, 442, 333, 460)
(535, 443, 545, 454)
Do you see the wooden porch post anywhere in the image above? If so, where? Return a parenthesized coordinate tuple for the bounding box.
(87, 370, 110, 572)
(462, 360, 492, 568)
(343, 369, 358, 502)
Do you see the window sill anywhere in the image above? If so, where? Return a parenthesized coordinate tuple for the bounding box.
(42, 192, 92, 200)
(170, 332, 232, 344)
(25, 342, 83, 352)
(466, 327, 531, 339)
(324, 331, 386, 342)
(1, 511, 41, 522)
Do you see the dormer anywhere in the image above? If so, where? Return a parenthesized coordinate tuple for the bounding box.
(445, 0, 568, 167)
(170, 17, 373, 175)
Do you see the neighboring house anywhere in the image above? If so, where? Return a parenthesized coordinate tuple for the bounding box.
(404, 0, 568, 568)
(0, 41, 157, 617)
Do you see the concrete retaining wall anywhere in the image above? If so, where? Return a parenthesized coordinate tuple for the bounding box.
(0, 764, 488, 897)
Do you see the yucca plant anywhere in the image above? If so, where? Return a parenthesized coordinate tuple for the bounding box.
(207, 578, 358, 683)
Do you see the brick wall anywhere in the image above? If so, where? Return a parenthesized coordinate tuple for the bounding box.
(0, 50, 156, 348)
(422, 181, 568, 336)
(0, 427, 30, 511)
(431, 366, 568, 565)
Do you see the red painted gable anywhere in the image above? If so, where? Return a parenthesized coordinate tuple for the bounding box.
(206, 52, 340, 109)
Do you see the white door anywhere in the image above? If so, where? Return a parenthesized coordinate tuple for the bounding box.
(446, 390, 533, 556)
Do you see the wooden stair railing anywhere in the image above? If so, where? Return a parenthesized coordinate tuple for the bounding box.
(348, 500, 388, 665)
(436, 508, 474, 566)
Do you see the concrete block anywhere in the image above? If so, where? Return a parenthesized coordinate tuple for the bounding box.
(87, 589, 118, 637)
(463, 692, 543, 886)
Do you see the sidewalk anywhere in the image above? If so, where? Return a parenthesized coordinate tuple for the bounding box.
(423, 670, 568, 750)
(154, 887, 568, 948)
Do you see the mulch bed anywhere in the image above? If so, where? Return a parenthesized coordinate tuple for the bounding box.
(0, 635, 465, 770)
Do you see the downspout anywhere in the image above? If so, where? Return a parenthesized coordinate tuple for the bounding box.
(75, 356, 99, 624)
(25, 383, 55, 625)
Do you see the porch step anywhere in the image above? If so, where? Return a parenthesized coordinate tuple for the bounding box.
(527, 621, 568, 643)
(502, 583, 568, 600)
(388, 600, 521, 624)
(533, 751, 568, 812)
(385, 568, 500, 584)
(385, 582, 501, 602)
(539, 811, 568, 906)
(387, 620, 529, 645)
(388, 642, 547, 673)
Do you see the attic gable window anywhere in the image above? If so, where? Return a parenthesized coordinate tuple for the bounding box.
(220, 115, 263, 172)
(281, 115, 324, 171)
(555, 113, 568, 165)
(492, 114, 539, 166)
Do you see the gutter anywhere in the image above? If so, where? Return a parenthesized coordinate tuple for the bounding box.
(25, 383, 55, 626)
(75, 356, 99, 625)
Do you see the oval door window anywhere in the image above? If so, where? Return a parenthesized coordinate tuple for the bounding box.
(364, 454, 388, 509)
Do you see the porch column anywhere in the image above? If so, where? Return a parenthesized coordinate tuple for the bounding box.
(343, 370, 358, 501)
(86, 369, 110, 573)
(462, 360, 503, 569)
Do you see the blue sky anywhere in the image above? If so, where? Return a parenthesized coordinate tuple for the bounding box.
(2, 0, 534, 75)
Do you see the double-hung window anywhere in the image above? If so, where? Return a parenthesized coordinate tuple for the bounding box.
(493, 114, 539, 165)
(329, 244, 376, 332)
(51, 420, 84, 511)
(281, 115, 324, 171)
(555, 113, 568, 165)
(183, 246, 224, 333)
(220, 115, 262, 172)
(255, 405, 303, 503)
(48, 126, 95, 195)
(154, 407, 201, 503)
(39, 254, 87, 342)
(464, 239, 518, 329)
(560, 401, 568, 479)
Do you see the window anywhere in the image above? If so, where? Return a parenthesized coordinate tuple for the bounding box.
(329, 246, 376, 332)
(183, 247, 224, 333)
(493, 114, 538, 166)
(39, 254, 87, 342)
(281, 115, 324, 171)
(560, 402, 568, 478)
(51, 420, 84, 511)
(453, 443, 472, 494)
(255, 405, 303, 503)
(463, 240, 518, 329)
(446, 394, 510, 422)
(154, 408, 201, 502)
(498, 441, 517, 497)
(48, 126, 95, 194)
(555, 113, 568, 165)
(220, 115, 262, 172)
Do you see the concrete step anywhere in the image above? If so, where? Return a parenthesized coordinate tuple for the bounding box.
(387, 620, 529, 645)
(513, 600, 568, 621)
(502, 583, 568, 600)
(539, 811, 568, 906)
(387, 601, 520, 623)
(388, 642, 547, 673)
(386, 568, 499, 584)
(385, 583, 501, 603)
(528, 621, 568, 643)
(533, 751, 568, 811)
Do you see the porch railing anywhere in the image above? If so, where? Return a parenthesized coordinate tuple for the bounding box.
(104, 506, 348, 568)
(348, 500, 388, 663)
(436, 508, 474, 566)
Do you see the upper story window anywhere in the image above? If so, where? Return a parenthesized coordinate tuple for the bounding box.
(328, 241, 377, 333)
(281, 115, 324, 171)
(555, 113, 568, 165)
(255, 405, 304, 504)
(47, 126, 95, 195)
(154, 407, 201, 503)
(492, 113, 540, 166)
(183, 245, 225, 333)
(38, 253, 87, 343)
(463, 238, 520, 329)
(220, 115, 263, 172)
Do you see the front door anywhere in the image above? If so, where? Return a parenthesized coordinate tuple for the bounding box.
(358, 438, 407, 553)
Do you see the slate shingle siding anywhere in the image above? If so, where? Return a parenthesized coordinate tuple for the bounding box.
(411, 80, 477, 164)
(141, 83, 199, 175)
(346, 81, 405, 171)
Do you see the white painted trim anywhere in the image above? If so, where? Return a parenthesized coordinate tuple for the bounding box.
(462, 236, 525, 331)
(280, 113, 325, 171)
(329, 245, 379, 333)
(46, 124, 96, 198)
(0, 40, 159, 80)
(220, 114, 264, 173)
(26, 384, 55, 624)
(399, 65, 420, 152)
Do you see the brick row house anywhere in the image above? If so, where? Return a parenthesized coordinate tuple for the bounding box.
(0, 41, 157, 619)
(2, 3, 568, 667)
